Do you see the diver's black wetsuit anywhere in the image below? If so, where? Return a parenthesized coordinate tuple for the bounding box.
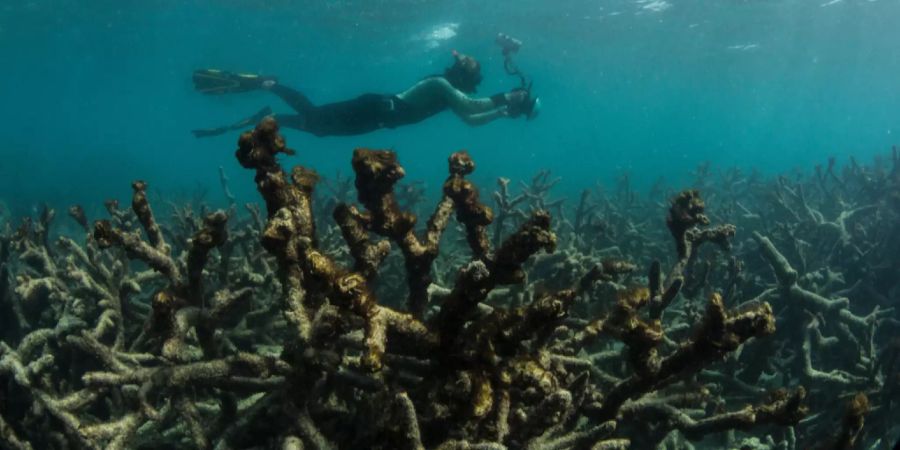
(270, 82, 445, 137)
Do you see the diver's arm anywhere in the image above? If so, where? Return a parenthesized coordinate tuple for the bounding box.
(397, 78, 498, 115)
(460, 107, 509, 126)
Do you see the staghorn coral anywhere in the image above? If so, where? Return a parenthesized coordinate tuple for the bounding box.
(1, 117, 898, 449)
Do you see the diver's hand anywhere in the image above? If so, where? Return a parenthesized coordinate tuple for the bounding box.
(505, 88, 531, 118)
(505, 89, 528, 106)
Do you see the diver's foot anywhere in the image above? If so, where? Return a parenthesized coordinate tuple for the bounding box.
(192, 107, 273, 139)
(192, 127, 227, 138)
(250, 106, 273, 122)
(237, 74, 277, 90)
(192, 69, 278, 94)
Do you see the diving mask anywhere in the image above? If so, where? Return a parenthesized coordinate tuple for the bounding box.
(526, 97, 541, 120)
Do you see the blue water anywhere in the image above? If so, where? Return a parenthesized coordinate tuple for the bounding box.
(2, 0, 899, 215)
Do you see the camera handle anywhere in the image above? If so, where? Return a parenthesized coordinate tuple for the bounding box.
(497, 33, 530, 92)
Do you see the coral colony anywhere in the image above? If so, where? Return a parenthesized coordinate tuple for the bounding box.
(1, 118, 897, 449)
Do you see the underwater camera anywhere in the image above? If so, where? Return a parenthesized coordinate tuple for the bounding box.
(495, 33, 522, 55)
(495, 32, 538, 120)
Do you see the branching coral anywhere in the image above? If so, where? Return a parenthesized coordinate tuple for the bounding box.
(226, 118, 805, 449)
(2, 117, 896, 449)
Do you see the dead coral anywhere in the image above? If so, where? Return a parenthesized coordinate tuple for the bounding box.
(226, 118, 803, 449)
(15, 117, 900, 449)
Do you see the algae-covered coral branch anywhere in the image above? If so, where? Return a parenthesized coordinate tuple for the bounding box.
(226, 118, 806, 448)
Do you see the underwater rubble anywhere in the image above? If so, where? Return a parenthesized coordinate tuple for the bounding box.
(0, 118, 897, 450)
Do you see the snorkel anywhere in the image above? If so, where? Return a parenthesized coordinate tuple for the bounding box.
(495, 33, 540, 120)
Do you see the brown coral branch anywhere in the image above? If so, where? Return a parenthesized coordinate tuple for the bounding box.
(236, 120, 436, 373)
(93, 221, 182, 285)
(67, 205, 89, 233)
(333, 203, 391, 281)
(652, 190, 735, 320)
(186, 210, 229, 304)
(235, 118, 315, 344)
(590, 293, 777, 421)
(621, 386, 806, 441)
(393, 391, 425, 450)
(434, 212, 556, 351)
(348, 148, 457, 317)
(82, 352, 289, 389)
(444, 151, 493, 260)
(827, 392, 868, 450)
(131, 181, 170, 254)
(667, 190, 710, 259)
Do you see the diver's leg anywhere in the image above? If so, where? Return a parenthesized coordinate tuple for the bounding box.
(191, 106, 273, 138)
(273, 114, 310, 134)
(267, 95, 387, 137)
(308, 94, 386, 136)
(274, 111, 344, 137)
(268, 84, 316, 114)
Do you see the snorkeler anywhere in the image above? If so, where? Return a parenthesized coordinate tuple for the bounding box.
(191, 51, 540, 138)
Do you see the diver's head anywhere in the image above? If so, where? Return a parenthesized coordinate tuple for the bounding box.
(444, 50, 482, 94)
